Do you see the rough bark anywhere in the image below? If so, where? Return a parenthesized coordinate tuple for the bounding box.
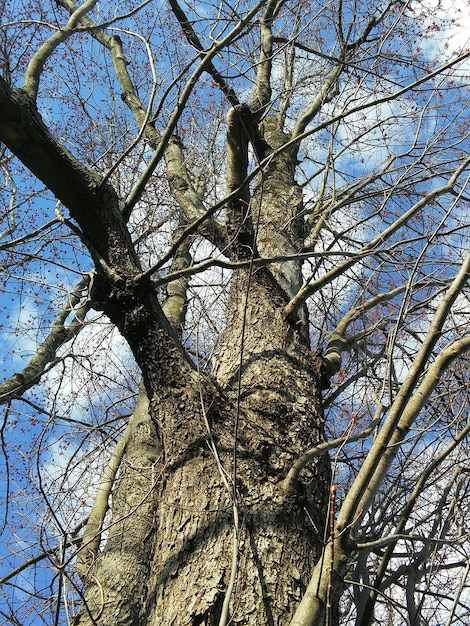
(138, 266, 330, 625)
(253, 119, 306, 299)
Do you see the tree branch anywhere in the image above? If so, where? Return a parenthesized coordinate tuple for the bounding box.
(76, 388, 159, 580)
(285, 156, 470, 316)
(283, 414, 380, 493)
(291, 1, 395, 139)
(0, 275, 91, 405)
(167, 0, 239, 106)
(23, 0, 99, 99)
(123, 0, 269, 217)
(338, 253, 470, 536)
(251, 0, 281, 112)
(323, 283, 410, 379)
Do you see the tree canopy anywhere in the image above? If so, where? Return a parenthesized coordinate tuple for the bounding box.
(0, 0, 470, 624)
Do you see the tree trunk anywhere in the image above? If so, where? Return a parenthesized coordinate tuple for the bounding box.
(74, 272, 329, 624)
(74, 139, 331, 624)
(143, 269, 329, 625)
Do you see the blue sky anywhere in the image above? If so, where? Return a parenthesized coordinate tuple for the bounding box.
(0, 0, 470, 623)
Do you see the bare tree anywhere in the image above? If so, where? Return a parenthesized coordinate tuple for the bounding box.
(1, 0, 470, 624)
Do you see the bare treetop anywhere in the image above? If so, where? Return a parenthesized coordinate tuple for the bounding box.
(0, 0, 470, 624)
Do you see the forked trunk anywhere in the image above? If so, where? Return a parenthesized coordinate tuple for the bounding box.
(74, 130, 331, 626)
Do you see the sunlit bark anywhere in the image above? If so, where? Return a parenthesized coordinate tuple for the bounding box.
(1, 1, 470, 625)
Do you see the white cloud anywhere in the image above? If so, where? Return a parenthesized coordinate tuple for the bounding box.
(39, 436, 104, 532)
(41, 311, 136, 420)
(417, 0, 470, 76)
